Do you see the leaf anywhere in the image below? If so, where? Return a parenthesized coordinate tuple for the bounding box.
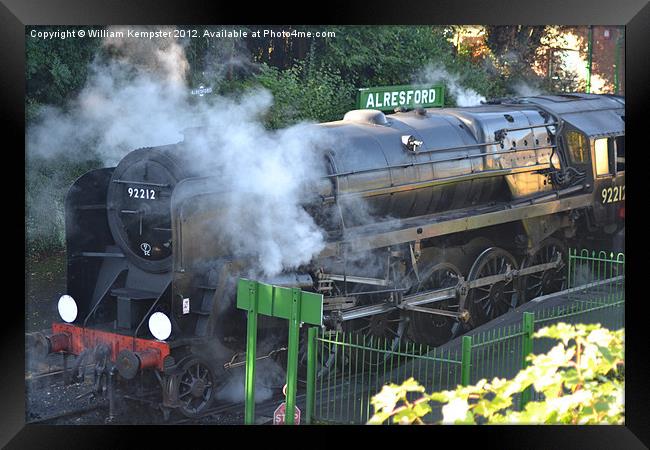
(368, 321, 624, 425)
(413, 401, 432, 417)
(442, 398, 470, 424)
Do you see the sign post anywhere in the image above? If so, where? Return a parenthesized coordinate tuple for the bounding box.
(243, 280, 259, 425)
(305, 326, 318, 424)
(273, 384, 301, 425)
(285, 288, 301, 424)
(237, 279, 323, 425)
(357, 84, 444, 111)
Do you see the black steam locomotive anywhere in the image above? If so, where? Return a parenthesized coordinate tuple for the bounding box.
(32, 93, 625, 417)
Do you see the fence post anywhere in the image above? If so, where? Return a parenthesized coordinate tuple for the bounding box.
(567, 248, 574, 289)
(244, 281, 259, 425)
(461, 336, 472, 386)
(305, 326, 318, 424)
(520, 312, 535, 409)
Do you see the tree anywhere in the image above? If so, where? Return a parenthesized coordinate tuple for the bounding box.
(26, 26, 103, 120)
(484, 26, 547, 77)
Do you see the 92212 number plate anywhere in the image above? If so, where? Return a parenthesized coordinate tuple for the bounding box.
(127, 187, 157, 200)
(601, 184, 624, 204)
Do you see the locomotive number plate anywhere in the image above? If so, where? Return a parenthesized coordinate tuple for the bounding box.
(601, 184, 625, 204)
(127, 187, 157, 200)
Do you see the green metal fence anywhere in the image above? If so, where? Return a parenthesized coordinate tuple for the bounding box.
(312, 332, 464, 424)
(309, 249, 625, 424)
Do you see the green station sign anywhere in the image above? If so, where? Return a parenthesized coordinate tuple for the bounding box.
(236, 279, 323, 326)
(357, 84, 445, 111)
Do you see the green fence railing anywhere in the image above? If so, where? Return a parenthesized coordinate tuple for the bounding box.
(311, 331, 464, 424)
(308, 249, 625, 424)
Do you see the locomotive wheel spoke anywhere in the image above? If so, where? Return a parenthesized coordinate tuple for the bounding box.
(343, 306, 408, 368)
(407, 262, 463, 347)
(172, 357, 217, 418)
(520, 237, 568, 304)
(386, 328, 400, 338)
(467, 247, 520, 327)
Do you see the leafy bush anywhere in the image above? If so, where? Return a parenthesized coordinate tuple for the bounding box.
(368, 323, 624, 425)
(26, 156, 102, 257)
(26, 26, 102, 120)
(308, 26, 453, 87)
(254, 62, 356, 128)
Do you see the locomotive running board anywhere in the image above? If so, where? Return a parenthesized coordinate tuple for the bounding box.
(320, 193, 593, 257)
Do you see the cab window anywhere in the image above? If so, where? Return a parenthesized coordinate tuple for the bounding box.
(565, 130, 589, 164)
(594, 137, 616, 177)
(615, 135, 625, 173)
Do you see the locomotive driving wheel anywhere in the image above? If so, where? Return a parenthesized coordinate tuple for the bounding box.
(519, 237, 567, 303)
(343, 309, 408, 367)
(298, 328, 340, 379)
(173, 357, 216, 418)
(407, 262, 463, 347)
(466, 247, 520, 327)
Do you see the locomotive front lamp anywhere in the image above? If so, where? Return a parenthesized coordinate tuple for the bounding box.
(148, 312, 172, 341)
(57, 295, 78, 323)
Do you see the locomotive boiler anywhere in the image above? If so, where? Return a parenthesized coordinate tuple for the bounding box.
(30, 93, 625, 418)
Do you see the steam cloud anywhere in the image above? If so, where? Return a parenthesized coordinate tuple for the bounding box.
(414, 64, 486, 106)
(27, 26, 328, 276)
(513, 81, 544, 97)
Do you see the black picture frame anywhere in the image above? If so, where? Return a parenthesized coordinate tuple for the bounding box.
(6, 0, 648, 447)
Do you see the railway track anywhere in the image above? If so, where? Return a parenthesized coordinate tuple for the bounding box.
(170, 392, 308, 424)
(26, 363, 96, 390)
(28, 402, 107, 424)
(27, 361, 310, 425)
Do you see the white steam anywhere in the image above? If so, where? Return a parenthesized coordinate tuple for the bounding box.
(26, 26, 330, 276)
(414, 64, 486, 106)
(183, 92, 330, 275)
(28, 26, 192, 165)
(215, 358, 286, 404)
(513, 81, 544, 97)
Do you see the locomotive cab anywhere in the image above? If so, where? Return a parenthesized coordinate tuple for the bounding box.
(557, 121, 625, 234)
(524, 93, 625, 239)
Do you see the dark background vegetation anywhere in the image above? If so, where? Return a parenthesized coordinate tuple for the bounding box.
(25, 25, 597, 258)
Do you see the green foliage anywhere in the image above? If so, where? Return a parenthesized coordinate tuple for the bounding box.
(253, 62, 356, 128)
(26, 26, 102, 120)
(26, 156, 102, 257)
(309, 26, 454, 87)
(368, 323, 624, 425)
(484, 26, 547, 78)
